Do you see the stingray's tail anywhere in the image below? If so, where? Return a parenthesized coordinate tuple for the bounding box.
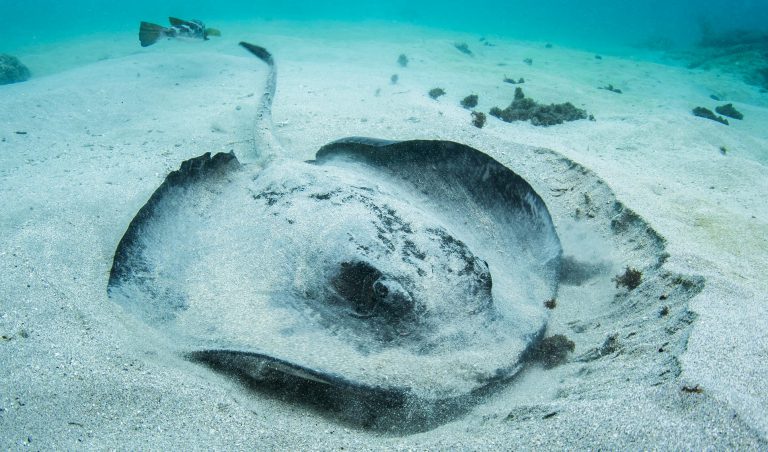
(239, 42, 282, 164)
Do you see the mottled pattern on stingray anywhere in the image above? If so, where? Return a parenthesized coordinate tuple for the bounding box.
(108, 140, 561, 401)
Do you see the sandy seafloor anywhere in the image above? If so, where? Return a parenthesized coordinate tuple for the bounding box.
(2, 21, 768, 449)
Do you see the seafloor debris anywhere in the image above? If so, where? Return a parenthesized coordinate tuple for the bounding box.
(471, 111, 486, 128)
(397, 54, 408, 68)
(428, 88, 446, 100)
(0, 54, 31, 85)
(479, 37, 495, 47)
(460, 94, 478, 109)
(523, 58, 533, 65)
(526, 334, 575, 368)
(613, 266, 642, 290)
(504, 76, 525, 84)
(599, 84, 623, 94)
(489, 87, 588, 126)
(692, 106, 729, 125)
(544, 298, 557, 309)
(454, 42, 473, 55)
(681, 384, 704, 393)
(715, 103, 743, 120)
(390, 74, 399, 85)
(577, 333, 620, 362)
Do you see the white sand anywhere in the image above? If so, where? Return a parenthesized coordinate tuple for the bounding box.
(1, 21, 767, 448)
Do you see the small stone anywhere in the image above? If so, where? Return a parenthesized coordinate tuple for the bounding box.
(471, 111, 486, 128)
(460, 94, 478, 109)
(454, 42, 472, 56)
(428, 88, 446, 100)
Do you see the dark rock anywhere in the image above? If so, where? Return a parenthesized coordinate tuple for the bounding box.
(471, 111, 486, 128)
(460, 94, 478, 109)
(545, 43, 553, 48)
(709, 94, 721, 101)
(0, 54, 31, 85)
(599, 84, 622, 94)
(715, 103, 743, 120)
(489, 87, 588, 127)
(397, 54, 408, 68)
(454, 42, 473, 55)
(523, 58, 533, 65)
(595, 55, 603, 60)
(692, 107, 729, 125)
(390, 74, 399, 85)
(527, 334, 575, 368)
(503, 77, 525, 84)
(428, 88, 446, 100)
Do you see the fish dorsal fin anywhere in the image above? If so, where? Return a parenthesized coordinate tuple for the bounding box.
(168, 17, 193, 27)
(314, 138, 562, 295)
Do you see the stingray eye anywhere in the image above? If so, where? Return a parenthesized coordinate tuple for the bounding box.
(332, 261, 383, 316)
(372, 276, 415, 319)
(478, 269, 493, 293)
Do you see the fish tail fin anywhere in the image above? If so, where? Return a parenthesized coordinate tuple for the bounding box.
(139, 22, 167, 47)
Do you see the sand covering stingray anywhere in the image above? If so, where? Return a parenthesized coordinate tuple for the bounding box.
(107, 43, 562, 425)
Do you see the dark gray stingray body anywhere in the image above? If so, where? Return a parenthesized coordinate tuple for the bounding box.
(108, 44, 562, 430)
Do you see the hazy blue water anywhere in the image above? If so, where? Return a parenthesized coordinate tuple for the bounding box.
(2, 0, 768, 52)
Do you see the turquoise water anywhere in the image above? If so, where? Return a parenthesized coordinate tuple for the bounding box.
(3, 0, 768, 52)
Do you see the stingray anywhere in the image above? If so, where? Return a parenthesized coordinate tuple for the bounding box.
(108, 42, 562, 431)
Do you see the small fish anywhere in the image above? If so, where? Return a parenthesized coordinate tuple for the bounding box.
(139, 17, 221, 47)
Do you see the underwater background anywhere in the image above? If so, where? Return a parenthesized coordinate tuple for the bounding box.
(3, 0, 768, 53)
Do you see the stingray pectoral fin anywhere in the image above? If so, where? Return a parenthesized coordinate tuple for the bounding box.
(191, 350, 335, 386)
(187, 350, 409, 404)
(108, 151, 241, 287)
(188, 349, 489, 432)
(314, 139, 562, 297)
